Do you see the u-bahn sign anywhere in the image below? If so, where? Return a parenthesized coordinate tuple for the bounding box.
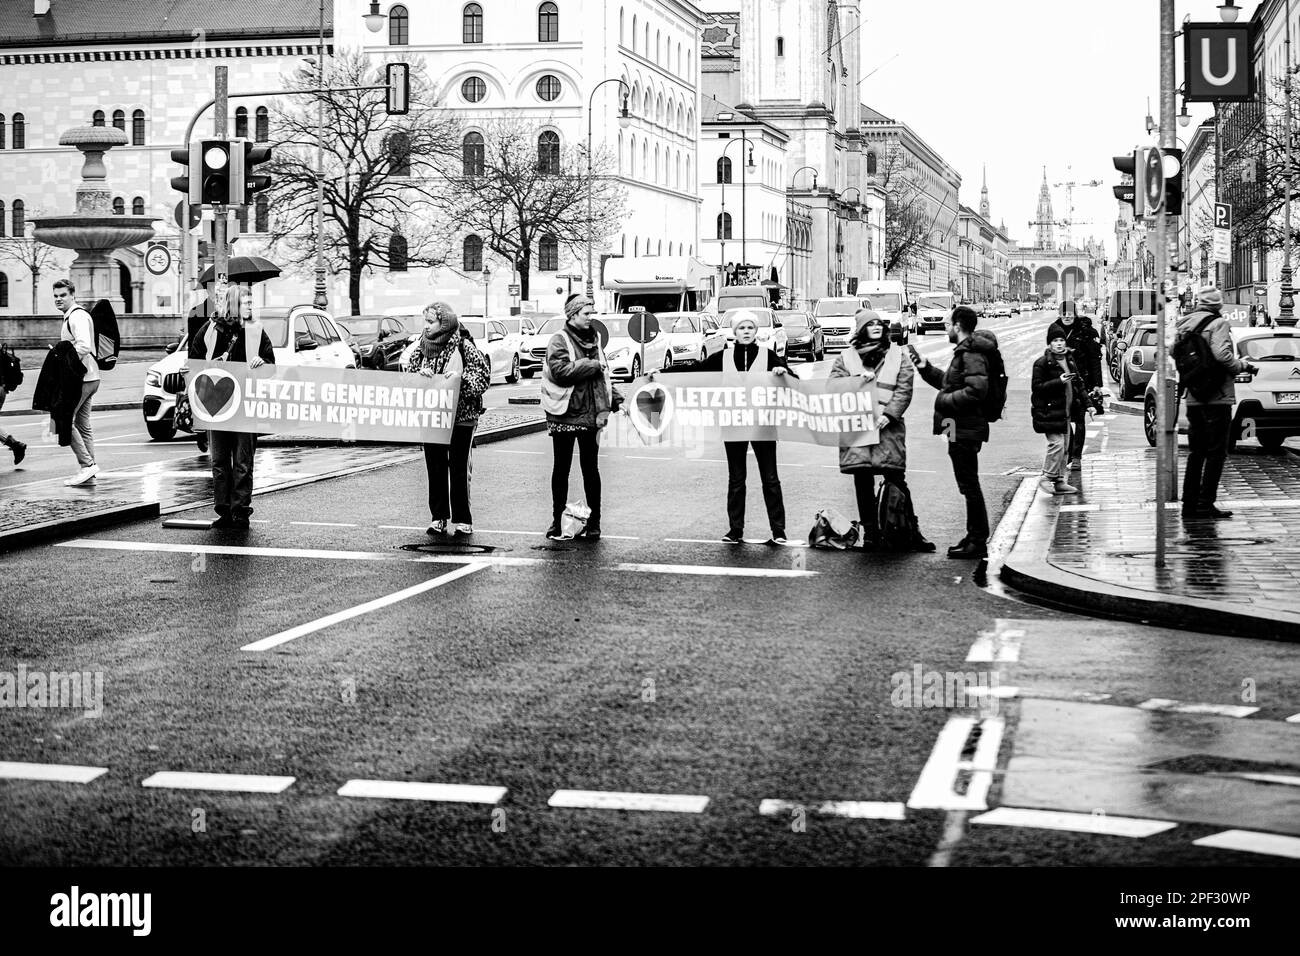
(1184, 23, 1255, 102)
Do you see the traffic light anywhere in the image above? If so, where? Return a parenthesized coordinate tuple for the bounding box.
(235, 141, 273, 205)
(1112, 152, 1143, 218)
(1162, 147, 1183, 217)
(199, 139, 234, 205)
(170, 142, 201, 204)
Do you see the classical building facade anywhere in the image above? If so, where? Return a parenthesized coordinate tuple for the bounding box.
(1183, 119, 1216, 293)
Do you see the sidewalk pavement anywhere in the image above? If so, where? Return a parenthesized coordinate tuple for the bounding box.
(0, 406, 546, 553)
(1000, 445, 1300, 640)
(0, 359, 152, 415)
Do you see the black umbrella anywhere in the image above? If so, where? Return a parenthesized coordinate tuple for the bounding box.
(197, 255, 282, 285)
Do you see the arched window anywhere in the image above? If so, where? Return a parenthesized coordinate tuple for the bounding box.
(656, 30, 661, 63)
(0, 114, 5, 149)
(716, 156, 732, 184)
(92, 110, 105, 127)
(389, 4, 409, 45)
(656, 93, 663, 124)
(255, 195, 269, 232)
(617, 131, 623, 174)
(463, 3, 483, 43)
(628, 134, 636, 175)
(657, 239, 663, 255)
(0, 273, 7, 308)
(255, 106, 269, 142)
(539, 234, 559, 271)
(677, 43, 682, 76)
(113, 197, 125, 216)
(619, 8, 624, 45)
(12, 200, 25, 234)
(132, 109, 146, 145)
(463, 234, 483, 272)
(633, 237, 639, 257)
(643, 89, 652, 116)
(112, 109, 125, 132)
(642, 141, 647, 177)
(12, 113, 24, 149)
(0, 201, 5, 237)
(388, 130, 411, 176)
(653, 144, 659, 183)
(537, 130, 560, 175)
(462, 132, 484, 176)
(538, 2, 558, 42)
(132, 197, 145, 216)
(644, 24, 649, 57)
(866, 152, 877, 175)
(686, 155, 691, 185)
(717, 212, 732, 239)
(234, 106, 249, 139)
(631, 15, 637, 53)
(388, 234, 408, 271)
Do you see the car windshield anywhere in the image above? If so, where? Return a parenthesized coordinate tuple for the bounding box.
(670, 317, 698, 333)
(596, 317, 632, 337)
(814, 300, 860, 317)
(340, 319, 380, 335)
(461, 321, 487, 340)
(916, 295, 955, 310)
(860, 294, 902, 312)
(536, 317, 568, 335)
(782, 314, 809, 327)
(721, 309, 773, 328)
(1240, 336, 1300, 361)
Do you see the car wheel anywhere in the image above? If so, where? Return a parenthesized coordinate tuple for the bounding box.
(507, 354, 520, 384)
(663, 351, 673, 371)
(1108, 356, 1121, 383)
(631, 356, 641, 381)
(815, 346, 825, 362)
(1143, 392, 1158, 446)
(146, 418, 176, 442)
(1257, 431, 1287, 451)
(918, 327, 926, 335)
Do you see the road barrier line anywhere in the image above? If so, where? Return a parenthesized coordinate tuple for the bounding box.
(338, 780, 506, 803)
(60, 539, 401, 561)
(141, 771, 295, 793)
(758, 799, 905, 820)
(0, 761, 108, 784)
(614, 562, 815, 578)
(548, 790, 709, 813)
(241, 562, 488, 652)
(1137, 698, 1261, 718)
(1192, 829, 1300, 860)
(971, 807, 1177, 838)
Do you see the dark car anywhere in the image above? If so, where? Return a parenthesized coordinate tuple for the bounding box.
(337, 315, 416, 370)
(780, 310, 824, 362)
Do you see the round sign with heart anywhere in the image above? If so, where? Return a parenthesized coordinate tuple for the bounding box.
(627, 380, 674, 438)
(189, 368, 241, 424)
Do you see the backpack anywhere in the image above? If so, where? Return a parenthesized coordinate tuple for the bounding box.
(0, 345, 22, 392)
(962, 340, 1008, 423)
(876, 480, 917, 552)
(92, 305, 121, 370)
(1171, 313, 1226, 402)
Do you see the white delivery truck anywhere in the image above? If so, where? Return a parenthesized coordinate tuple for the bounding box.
(601, 256, 716, 313)
(855, 280, 912, 344)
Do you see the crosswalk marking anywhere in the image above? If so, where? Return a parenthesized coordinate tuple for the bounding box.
(1192, 829, 1300, 860)
(0, 761, 108, 784)
(337, 780, 506, 803)
(548, 790, 709, 813)
(1137, 698, 1260, 718)
(141, 771, 296, 793)
(971, 807, 1177, 838)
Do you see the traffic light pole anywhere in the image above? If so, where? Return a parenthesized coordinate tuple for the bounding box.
(213, 66, 230, 320)
(1154, 0, 1176, 569)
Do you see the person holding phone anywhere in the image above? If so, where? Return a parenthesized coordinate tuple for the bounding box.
(1030, 328, 1083, 495)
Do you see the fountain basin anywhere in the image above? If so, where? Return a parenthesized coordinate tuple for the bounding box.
(33, 215, 160, 251)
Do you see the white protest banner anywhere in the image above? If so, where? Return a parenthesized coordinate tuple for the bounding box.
(612, 371, 881, 448)
(187, 361, 460, 443)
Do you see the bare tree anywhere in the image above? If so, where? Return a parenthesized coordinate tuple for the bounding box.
(876, 146, 938, 278)
(0, 217, 60, 313)
(1213, 78, 1300, 256)
(264, 49, 463, 314)
(446, 115, 628, 301)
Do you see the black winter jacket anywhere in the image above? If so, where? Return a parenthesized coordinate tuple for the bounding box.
(31, 341, 86, 446)
(188, 320, 277, 364)
(1030, 349, 1084, 434)
(917, 330, 997, 443)
(693, 343, 792, 374)
(1047, 316, 1102, 390)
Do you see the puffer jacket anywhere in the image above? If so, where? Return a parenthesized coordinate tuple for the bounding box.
(31, 342, 86, 446)
(401, 329, 490, 425)
(917, 330, 997, 443)
(1030, 349, 1084, 434)
(1177, 308, 1250, 406)
(1047, 316, 1103, 390)
(829, 344, 913, 472)
(545, 329, 623, 428)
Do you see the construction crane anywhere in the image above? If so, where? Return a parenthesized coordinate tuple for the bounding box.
(1026, 218, 1096, 251)
(1053, 167, 1104, 249)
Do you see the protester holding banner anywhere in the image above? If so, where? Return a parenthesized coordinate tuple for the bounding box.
(829, 310, 934, 552)
(401, 301, 490, 536)
(187, 286, 275, 529)
(542, 295, 623, 540)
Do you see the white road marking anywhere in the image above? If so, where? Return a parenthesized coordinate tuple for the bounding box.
(378, 525, 426, 531)
(908, 717, 1003, 811)
(1229, 772, 1300, 787)
(490, 449, 545, 455)
(0, 761, 108, 784)
(141, 771, 295, 793)
(614, 562, 815, 578)
(971, 807, 1177, 838)
(964, 685, 1020, 699)
(548, 789, 709, 813)
(98, 470, 311, 479)
(1019, 689, 1113, 703)
(241, 562, 488, 652)
(337, 780, 506, 803)
(1192, 829, 1300, 859)
(758, 799, 905, 820)
(1137, 698, 1261, 718)
(966, 625, 1024, 662)
(291, 521, 358, 527)
(1287, 713, 1300, 723)
(625, 456, 672, 461)
(61, 539, 403, 562)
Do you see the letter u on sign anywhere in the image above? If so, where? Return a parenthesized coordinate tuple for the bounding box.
(1200, 37, 1235, 86)
(1185, 25, 1254, 102)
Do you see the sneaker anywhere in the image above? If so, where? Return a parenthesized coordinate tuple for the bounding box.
(1052, 480, 1079, 495)
(721, 530, 744, 544)
(1038, 478, 1057, 495)
(766, 535, 788, 546)
(545, 524, 572, 541)
(65, 467, 92, 486)
(1067, 458, 1082, 470)
(1195, 505, 1234, 519)
(946, 536, 971, 556)
(426, 519, 447, 536)
(911, 536, 938, 553)
(230, 516, 250, 530)
(453, 523, 473, 535)
(576, 525, 601, 540)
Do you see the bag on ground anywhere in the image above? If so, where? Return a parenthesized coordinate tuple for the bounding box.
(560, 501, 591, 538)
(1171, 314, 1226, 402)
(808, 506, 860, 549)
(876, 481, 917, 552)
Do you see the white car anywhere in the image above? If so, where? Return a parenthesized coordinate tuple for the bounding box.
(598, 314, 672, 381)
(517, 313, 564, 379)
(142, 305, 356, 441)
(717, 307, 788, 359)
(913, 292, 956, 335)
(1144, 326, 1300, 452)
(398, 317, 523, 385)
(656, 311, 727, 367)
(990, 303, 1012, 318)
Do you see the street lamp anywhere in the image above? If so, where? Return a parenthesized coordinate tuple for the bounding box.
(791, 166, 818, 192)
(1217, 1, 1239, 24)
(1178, 99, 1191, 128)
(363, 1, 387, 32)
(586, 78, 632, 300)
(1281, 0, 1296, 323)
(718, 134, 756, 280)
(313, 0, 328, 310)
(483, 264, 492, 319)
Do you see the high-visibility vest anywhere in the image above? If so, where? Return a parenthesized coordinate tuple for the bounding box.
(839, 345, 902, 401)
(540, 330, 611, 415)
(719, 344, 773, 383)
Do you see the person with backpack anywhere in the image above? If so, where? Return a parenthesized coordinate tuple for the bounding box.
(828, 309, 933, 552)
(1047, 308, 1101, 470)
(0, 343, 27, 466)
(542, 295, 624, 541)
(51, 278, 101, 486)
(1175, 287, 1258, 519)
(1031, 327, 1084, 496)
(400, 301, 491, 537)
(910, 305, 1004, 559)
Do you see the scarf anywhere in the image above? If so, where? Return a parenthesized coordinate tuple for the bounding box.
(565, 319, 599, 355)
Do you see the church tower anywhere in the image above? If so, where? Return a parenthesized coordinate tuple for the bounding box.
(979, 164, 990, 220)
(1035, 167, 1055, 250)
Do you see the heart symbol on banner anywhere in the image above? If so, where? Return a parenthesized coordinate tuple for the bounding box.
(629, 382, 672, 438)
(194, 374, 237, 417)
(636, 387, 666, 420)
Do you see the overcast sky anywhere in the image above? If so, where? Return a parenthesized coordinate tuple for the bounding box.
(857, 0, 1253, 257)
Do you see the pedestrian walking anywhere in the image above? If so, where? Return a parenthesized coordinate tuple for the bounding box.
(187, 286, 276, 528)
(51, 278, 100, 486)
(0, 343, 27, 466)
(1032, 328, 1084, 496)
(1047, 307, 1101, 471)
(695, 308, 793, 545)
(401, 301, 490, 537)
(828, 309, 933, 551)
(541, 295, 623, 540)
(910, 305, 998, 559)
(1176, 287, 1258, 519)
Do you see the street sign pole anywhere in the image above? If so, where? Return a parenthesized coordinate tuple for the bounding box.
(1155, 0, 1175, 570)
(213, 66, 230, 319)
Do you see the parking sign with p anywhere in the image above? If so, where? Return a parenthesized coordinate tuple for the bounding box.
(1214, 202, 1232, 229)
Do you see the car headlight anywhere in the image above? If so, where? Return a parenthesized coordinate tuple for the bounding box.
(146, 371, 161, 387)
(608, 347, 629, 360)
(362, 344, 375, 355)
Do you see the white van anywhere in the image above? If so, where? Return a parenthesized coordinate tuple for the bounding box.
(913, 290, 956, 335)
(856, 280, 911, 344)
(811, 297, 866, 352)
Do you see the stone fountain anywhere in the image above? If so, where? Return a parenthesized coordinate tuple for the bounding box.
(31, 125, 159, 314)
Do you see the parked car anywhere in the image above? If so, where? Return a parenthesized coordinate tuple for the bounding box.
(717, 307, 788, 359)
(516, 313, 563, 378)
(599, 313, 673, 380)
(779, 310, 824, 361)
(1112, 321, 1159, 400)
(338, 314, 415, 371)
(656, 311, 727, 367)
(1107, 314, 1157, 382)
(143, 305, 356, 441)
(1143, 326, 1300, 452)
(398, 317, 524, 384)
